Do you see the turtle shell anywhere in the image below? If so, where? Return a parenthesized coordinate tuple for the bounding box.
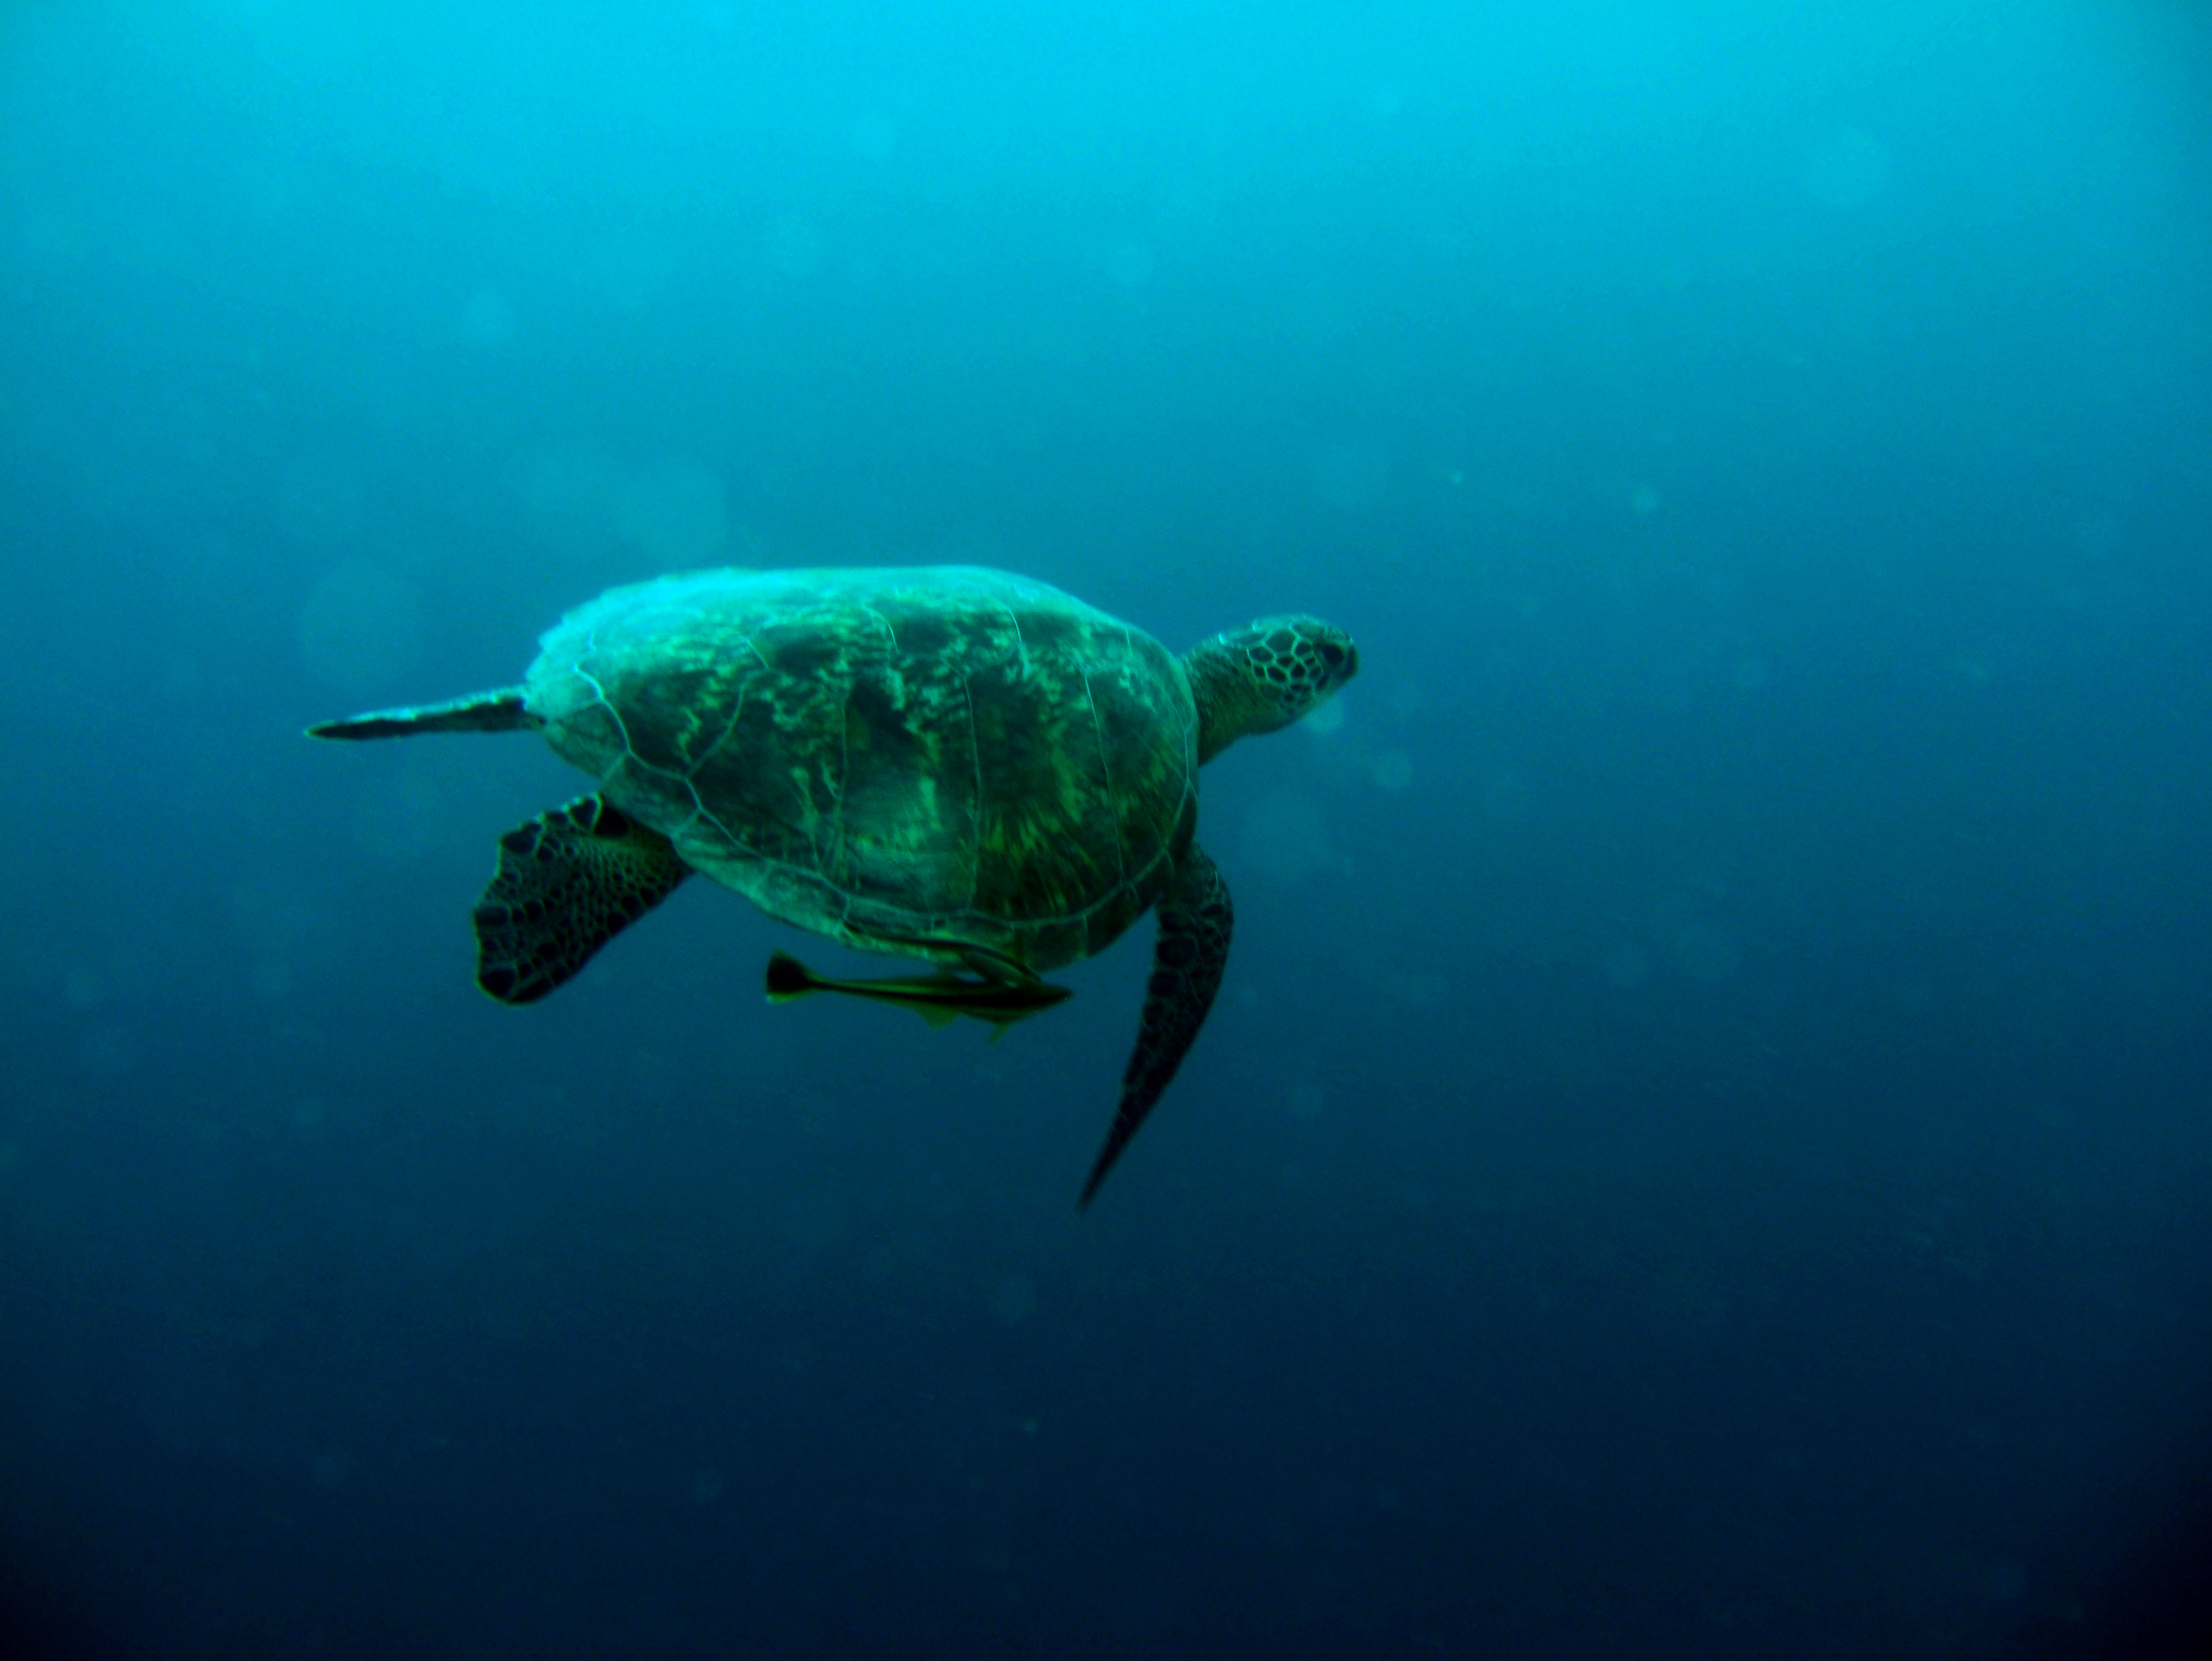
(521, 567, 1197, 971)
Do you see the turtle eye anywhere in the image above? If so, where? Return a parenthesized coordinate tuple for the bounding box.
(1319, 641, 1345, 670)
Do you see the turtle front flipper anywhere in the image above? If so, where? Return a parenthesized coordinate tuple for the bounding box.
(473, 796, 691, 1005)
(1078, 843, 1233, 1210)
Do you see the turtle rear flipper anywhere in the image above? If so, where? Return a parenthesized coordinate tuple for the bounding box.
(473, 796, 690, 1005)
(309, 688, 536, 740)
(1079, 843, 1233, 1210)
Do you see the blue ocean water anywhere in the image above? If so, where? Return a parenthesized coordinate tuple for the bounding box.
(3, 2, 2210, 1656)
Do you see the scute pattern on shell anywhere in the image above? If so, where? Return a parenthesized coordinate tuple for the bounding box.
(519, 568, 1198, 971)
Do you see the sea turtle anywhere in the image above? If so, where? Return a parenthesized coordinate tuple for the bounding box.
(311, 566, 1358, 1206)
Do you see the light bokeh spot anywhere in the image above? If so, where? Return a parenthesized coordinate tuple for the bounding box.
(616, 462, 730, 567)
(297, 559, 426, 694)
(1238, 788, 1337, 883)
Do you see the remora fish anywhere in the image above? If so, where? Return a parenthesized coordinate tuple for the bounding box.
(765, 951, 1070, 1037)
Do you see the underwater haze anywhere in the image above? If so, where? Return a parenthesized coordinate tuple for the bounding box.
(4, 1, 2211, 1656)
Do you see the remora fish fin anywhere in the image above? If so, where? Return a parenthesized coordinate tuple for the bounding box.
(873, 971, 985, 1029)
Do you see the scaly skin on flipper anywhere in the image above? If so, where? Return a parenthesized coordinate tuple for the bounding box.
(1078, 842, 1233, 1210)
(473, 796, 691, 1004)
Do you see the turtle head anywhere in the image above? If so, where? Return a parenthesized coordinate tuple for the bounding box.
(1185, 615, 1359, 764)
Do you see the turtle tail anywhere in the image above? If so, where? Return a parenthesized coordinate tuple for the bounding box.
(308, 688, 536, 741)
